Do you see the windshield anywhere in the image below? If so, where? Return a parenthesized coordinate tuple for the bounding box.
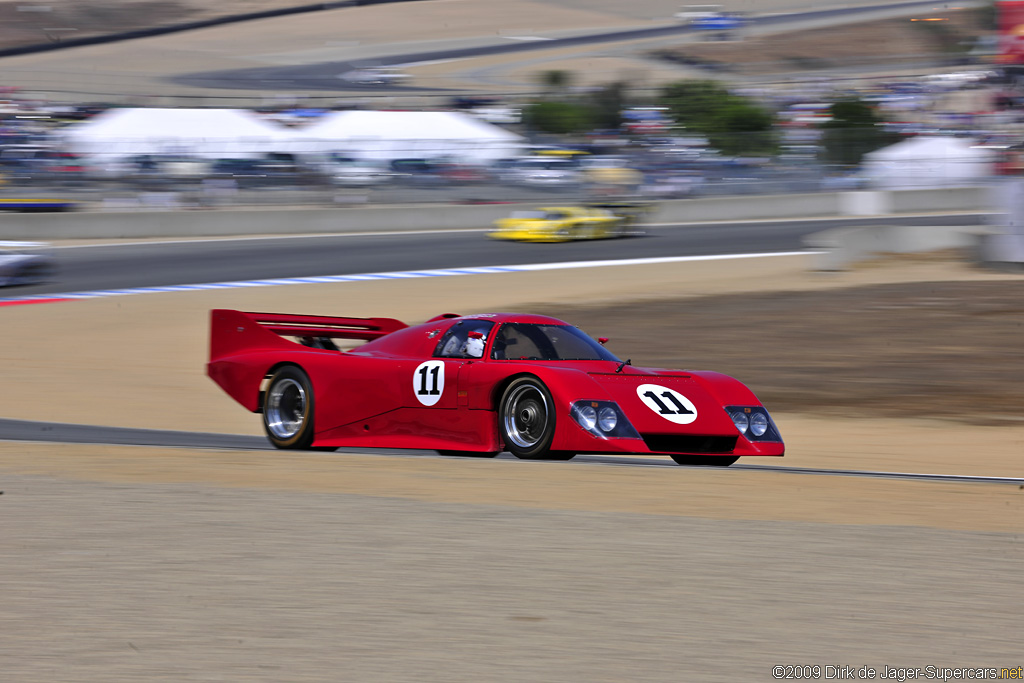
(510, 210, 567, 221)
(491, 323, 620, 362)
(509, 211, 548, 220)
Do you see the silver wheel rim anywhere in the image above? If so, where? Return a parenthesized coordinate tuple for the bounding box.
(266, 378, 306, 439)
(503, 383, 549, 449)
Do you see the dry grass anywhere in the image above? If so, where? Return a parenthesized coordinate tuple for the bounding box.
(540, 277, 1024, 425)
(653, 8, 987, 75)
(0, 0, 317, 50)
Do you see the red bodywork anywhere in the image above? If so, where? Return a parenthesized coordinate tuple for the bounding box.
(207, 310, 784, 460)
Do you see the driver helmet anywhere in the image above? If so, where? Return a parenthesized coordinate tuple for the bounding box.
(462, 334, 486, 358)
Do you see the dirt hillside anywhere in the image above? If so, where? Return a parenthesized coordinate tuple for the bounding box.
(543, 275, 1024, 426)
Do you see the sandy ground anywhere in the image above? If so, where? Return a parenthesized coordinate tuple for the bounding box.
(2, 251, 1023, 476)
(3, 440, 1023, 531)
(0, 0, 675, 100)
(666, 7, 984, 75)
(1, 465, 1018, 682)
(3, 248, 1023, 681)
(0, 0, 956, 101)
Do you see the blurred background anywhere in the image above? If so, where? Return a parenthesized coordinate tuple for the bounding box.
(0, 0, 1021, 212)
(2, 5, 1023, 682)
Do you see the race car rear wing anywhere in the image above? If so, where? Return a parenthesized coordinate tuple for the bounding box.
(210, 309, 408, 359)
(242, 311, 408, 340)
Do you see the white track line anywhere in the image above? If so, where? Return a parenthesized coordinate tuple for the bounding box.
(0, 251, 818, 304)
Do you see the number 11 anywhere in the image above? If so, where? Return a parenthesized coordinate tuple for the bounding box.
(417, 365, 440, 395)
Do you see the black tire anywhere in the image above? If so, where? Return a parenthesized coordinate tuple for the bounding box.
(669, 455, 740, 467)
(437, 450, 500, 458)
(263, 365, 316, 450)
(545, 451, 576, 461)
(499, 377, 560, 460)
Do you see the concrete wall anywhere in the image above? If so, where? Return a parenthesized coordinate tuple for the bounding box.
(804, 224, 982, 271)
(0, 187, 990, 241)
(887, 186, 987, 214)
(648, 192, 842, 223)
(0, 203, 519, 240)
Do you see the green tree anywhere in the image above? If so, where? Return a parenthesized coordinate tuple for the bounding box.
(524, 101, 593, 135)
(537, 69, 573, 97)
(586, 81, 628, 130)
(712, 101, 777, 155)
(820, 98, 900, 166)
(660, 80, 731, 130)
(659, 79, 777, 155)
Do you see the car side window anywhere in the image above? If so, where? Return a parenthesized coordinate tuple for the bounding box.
(491, 323, 546, 360)
(433, 320, 495, 359)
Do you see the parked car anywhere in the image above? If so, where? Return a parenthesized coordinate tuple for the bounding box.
(388, 158, 449, 186)
(327, 158, 393, 187)
(207, 154, 310, 187)
(504, 157, 583, 189)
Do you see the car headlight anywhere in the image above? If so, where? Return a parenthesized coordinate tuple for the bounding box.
(598, 407, 618, 432)
(749, 412, 768, 437)
(725, 406, 781, 442)
(730, 411, 749, 434)
(571, 400, 639, 439)
(578, 405, 597, 431)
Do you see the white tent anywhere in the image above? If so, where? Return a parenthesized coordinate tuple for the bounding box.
(860, 135, 995, 190)
(59, 108, 292, 161)
(290, 110, 524, 163)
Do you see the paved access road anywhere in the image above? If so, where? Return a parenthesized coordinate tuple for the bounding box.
(172, 0, 955, 92)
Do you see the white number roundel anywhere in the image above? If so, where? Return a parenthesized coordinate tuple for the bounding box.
(636, 384, 698, 424)
(413, 361, 445, 406)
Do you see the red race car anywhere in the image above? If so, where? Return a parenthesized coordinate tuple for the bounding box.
(207, 310, 783, 466)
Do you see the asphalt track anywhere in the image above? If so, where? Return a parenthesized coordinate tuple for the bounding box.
(3, 417, 1022, 485)
(171, 0, 955, 92)
(11, 213, 983, 297)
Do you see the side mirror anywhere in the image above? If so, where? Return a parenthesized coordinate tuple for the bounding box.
(598, 337, 609, 345)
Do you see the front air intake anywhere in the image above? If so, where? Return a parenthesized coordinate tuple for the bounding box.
(641, 434, 737, 454)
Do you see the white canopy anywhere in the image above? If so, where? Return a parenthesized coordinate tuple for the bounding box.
(290, 110, 524, 162)
(60, 108, 292, 160)
(861, 135, 995, 189)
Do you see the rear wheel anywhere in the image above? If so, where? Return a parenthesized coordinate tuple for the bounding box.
(670, 455, 740, 467)
(500, 377, 568, 460)
(263, 365, 316, 450)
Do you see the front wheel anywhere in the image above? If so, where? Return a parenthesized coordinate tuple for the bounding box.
(499, 377, 560, 460)
(263, 365, 316, 449)
(670, 455, 739, 467)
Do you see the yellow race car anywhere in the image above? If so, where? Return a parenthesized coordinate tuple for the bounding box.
(488, 203, 651, 243)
